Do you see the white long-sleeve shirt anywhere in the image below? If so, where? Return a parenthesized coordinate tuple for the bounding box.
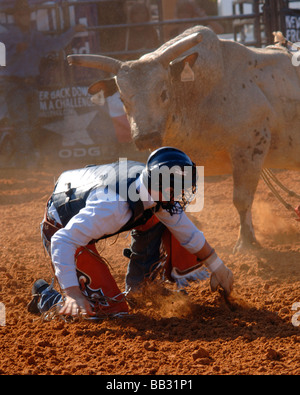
(50, 175, 206, 289)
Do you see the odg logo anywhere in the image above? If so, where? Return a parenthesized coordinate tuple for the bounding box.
(0, 42, 6, 67)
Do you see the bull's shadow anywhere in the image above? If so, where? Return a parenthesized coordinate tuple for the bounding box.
(228, 243, 300, 283)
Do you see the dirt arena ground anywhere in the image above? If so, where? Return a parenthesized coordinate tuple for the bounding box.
(0, 163, 299, 376)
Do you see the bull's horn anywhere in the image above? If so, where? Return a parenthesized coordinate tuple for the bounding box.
(67, 54, 122, 74)
(159, 32, 202, 67)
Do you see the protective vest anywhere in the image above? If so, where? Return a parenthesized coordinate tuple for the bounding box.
(51, 161, 157, 241)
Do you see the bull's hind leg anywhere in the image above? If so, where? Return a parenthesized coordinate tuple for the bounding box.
(230, 142, 268, 253)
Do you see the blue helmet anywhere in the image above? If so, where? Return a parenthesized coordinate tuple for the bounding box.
(143, 146, 197, 214)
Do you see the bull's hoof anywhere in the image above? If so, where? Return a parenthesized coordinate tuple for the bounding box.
(233, 238, 262, 254)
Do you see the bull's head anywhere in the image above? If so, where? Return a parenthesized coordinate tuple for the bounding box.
(67, 30, 203, 150)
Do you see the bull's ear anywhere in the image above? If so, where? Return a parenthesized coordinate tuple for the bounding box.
(169, 52, 198, 81)
(88, 77, 118, 97)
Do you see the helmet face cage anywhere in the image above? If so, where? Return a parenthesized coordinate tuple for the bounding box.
(145, 147, 197, 215)
(159, 165, 197, 215)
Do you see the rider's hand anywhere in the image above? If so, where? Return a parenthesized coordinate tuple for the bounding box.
(209, 264, 233, 295)
(205, 255, 233, 295)
(59, 286, 95, 317)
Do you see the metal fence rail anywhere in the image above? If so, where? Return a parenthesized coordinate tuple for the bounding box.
(1, 0, 299, 86)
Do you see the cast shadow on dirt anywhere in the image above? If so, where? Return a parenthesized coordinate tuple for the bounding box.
(70, 284, 298, 344)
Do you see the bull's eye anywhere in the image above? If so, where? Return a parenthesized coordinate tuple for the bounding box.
(160, 89, 168, 103)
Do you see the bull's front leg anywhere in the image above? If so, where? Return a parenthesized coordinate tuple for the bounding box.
(230, 137, 269, 253)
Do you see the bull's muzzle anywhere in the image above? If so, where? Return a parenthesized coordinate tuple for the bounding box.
(132, 131, 163, 150)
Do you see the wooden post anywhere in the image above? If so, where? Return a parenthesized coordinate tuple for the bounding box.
(161, 0, 177, 41)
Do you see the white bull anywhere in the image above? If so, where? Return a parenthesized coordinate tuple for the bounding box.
(67, 26, 300, 252)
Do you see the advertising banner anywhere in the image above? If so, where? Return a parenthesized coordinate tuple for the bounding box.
(284, 8, 300, 42)
(38, 84, 120, 162)
(34, 1, 118, 163)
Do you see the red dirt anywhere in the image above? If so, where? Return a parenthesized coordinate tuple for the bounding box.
(0, 165, 299, 376)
